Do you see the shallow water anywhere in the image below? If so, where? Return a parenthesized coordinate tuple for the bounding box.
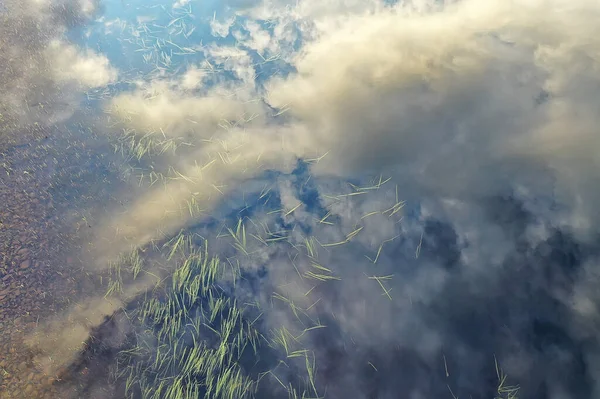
(0, 128, 128, 397)
(3, 1, 600, 398)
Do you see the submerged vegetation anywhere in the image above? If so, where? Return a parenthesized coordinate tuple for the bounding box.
(104, 232, 327, 399)
(72, 8, 523, 393)
(116, 246, 260, 399)
(98, 177, 521, 399)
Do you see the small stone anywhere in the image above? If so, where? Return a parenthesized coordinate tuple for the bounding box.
(20, 260, 30, 270)
(17, 248, 29, 257)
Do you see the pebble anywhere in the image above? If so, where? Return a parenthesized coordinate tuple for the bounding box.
(20, 260, 30, 270)
(17, 248, 29, 257)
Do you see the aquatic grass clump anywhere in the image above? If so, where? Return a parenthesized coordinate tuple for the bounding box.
(104, 247, 145, 298)
(113, 127, 190, 162)
(109, 225, 331, 399)
(494, 357, 520, 399)
(115, 240, 271, 399)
